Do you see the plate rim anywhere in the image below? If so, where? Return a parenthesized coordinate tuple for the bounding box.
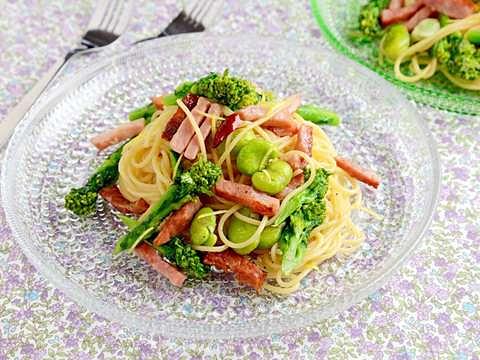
(310, 0, 480, 115)
(1, 32, 441, 339)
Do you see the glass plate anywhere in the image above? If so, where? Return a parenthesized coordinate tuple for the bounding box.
(311, 0, 480, 115)
(1, 33, 440, 339)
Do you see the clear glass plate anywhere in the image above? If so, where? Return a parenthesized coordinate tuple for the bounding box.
(311, 0, 480, 115)
(1, 33, 440, 339)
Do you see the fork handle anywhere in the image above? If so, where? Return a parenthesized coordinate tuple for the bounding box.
(0, 57, 66, 149)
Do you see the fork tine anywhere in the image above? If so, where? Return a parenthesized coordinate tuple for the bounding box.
(112, 0, 133, 35)
(194, 0, 214, 25)
(195, 0, 223, 29)
(185, 0, 203, 23)
(99, 0, 117, 31)
(86, 0, 110, 30)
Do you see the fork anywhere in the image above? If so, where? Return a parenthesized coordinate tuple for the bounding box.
(0, 0, 133, 148)
(135, 0, 223, 44)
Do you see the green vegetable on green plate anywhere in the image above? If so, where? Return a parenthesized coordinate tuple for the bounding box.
(381, 24, 410, 62)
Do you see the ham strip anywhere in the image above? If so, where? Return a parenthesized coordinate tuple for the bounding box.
(214, 179, 280, 217)
(381, 1, 424, 26)
(184, 103, 222, 160)
(99, 185, 149, 215)
(422, 0, 475, 19)
(275, 173, 304, 200)
(162, 94, 199, 141)
(283, 124, 313, 170)
(335, 157, 381, 189)
(203, 249, 266, 292)
(135, 243, 186, 287)
(405, 6, 435, 30)
(170, 97, 210, 154)
(152, 96, 164, 110)
(153, 199, 203, 246)
(91, 119, 145, 151)
(238, 94, 301, 135)
(389, 0, 404, 10)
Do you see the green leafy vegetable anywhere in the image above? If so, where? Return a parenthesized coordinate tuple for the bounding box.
(155, 236, 208, 279)
(113, 159, 222, 255)
(65, 145, 124, 217)
(176, 70, 263, 110)
(296, 105, 341, 126)
(435, 32, 480, 81)
(128, 103, 156, 122)
(117, 214, 208, 279)
(276, 169, 330, 274)
(350, 0, 389, 43)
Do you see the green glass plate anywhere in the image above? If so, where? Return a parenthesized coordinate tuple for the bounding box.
(311, 0, 480, 115)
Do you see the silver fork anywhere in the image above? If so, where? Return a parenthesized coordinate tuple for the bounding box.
(0, 0, 133, 148)
(136, 0, 223, 43)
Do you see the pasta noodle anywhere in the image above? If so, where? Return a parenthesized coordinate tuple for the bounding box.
(117, 95, 372, 295)
(392, 13, 480, 90)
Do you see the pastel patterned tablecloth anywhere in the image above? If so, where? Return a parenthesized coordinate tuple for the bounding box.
(0, 1, 479, 358)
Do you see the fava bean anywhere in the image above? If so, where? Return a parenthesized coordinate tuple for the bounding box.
(227, 208, 281, 254)
(412, 18, 440, 43)
(190, 207, 217, 246)
(252, 159, 293, 195)
(230, 128, 257, 155)
(382, 24, 410, 61)
(236, 139, 279, 176)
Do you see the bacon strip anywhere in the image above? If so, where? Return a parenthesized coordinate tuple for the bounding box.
(170, 97, 210, 154)
(134, 243, 186, 287)
(381, 1, 424, 26)
(422, 0, 475, 19)
(161, 94, 199, 141)
(238, 94, 301, 135)
(203, 249, 266, 292)
(214, 179, 280, 217)
(99, 185, 149, 215)
(389, 0, 404, 10)
(335, 157, 380, 189)
(91, 119, 145, 151)
(405, 6, 435, 30)
(296, 124, 313, 155)
(153, 199, 203, 246)
(184, 103, 222, 160)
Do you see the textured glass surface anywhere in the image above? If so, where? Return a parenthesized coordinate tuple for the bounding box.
(311, 0, 480, 115)
(1, 33, 439, 339)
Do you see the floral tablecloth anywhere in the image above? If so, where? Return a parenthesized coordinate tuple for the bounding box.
(0, 1, 479, 358)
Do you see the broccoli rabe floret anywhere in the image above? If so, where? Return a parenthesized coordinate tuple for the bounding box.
(351, 0, 390, 42)
(157, 237, 208, 279)
(113, 159, 222, 254)
(65, 145, 124, 216)
(435, 32, 480, 81)
(175, 70, 264, 110)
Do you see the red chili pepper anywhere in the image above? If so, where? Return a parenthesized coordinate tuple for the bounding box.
(212, 113, 242, 148)
(183, 94, 199, 110)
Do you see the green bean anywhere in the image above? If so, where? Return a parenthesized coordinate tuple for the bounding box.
(251, 159, 293, 195)
(382, 24, 410, 61)
(128, 103, 156, 121)
(236, 139, 278, 176)
(296, 105, 341, 126)
(190, 207, 217, 246)
(162, 93, 179, 106)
